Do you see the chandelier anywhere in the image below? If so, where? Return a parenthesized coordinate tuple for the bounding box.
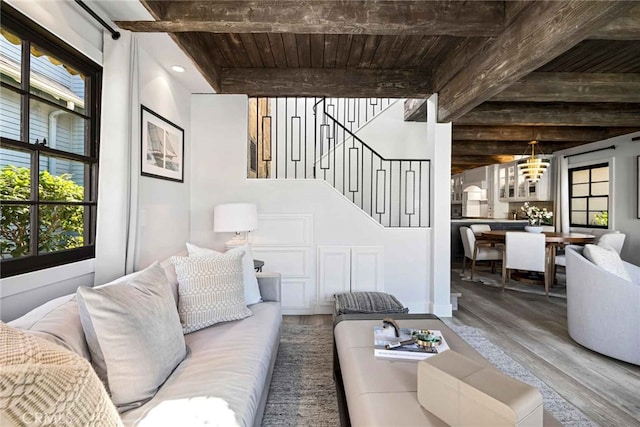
(517, 141, 549, 183)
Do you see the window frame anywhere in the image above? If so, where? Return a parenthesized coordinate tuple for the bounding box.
(0, 3, 102, 277)
(568, 162, 610, 229)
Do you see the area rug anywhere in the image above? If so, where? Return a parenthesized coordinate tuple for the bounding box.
(449, 324, 596, 427)
(263, 321, 594, 426)
(262, 322, 340, 426)
(458, 268, 567, 298)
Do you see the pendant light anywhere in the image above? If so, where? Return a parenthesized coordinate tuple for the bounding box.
(517, 141, 549, 183)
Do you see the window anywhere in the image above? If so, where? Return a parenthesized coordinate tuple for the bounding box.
(569, 163, 609, 228)
(0, 4, 102, 277)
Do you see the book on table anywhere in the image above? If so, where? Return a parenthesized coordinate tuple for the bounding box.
(373, 326, 449, 361)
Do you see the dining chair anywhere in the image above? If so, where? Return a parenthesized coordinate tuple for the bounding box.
(469, 224, 491, 235)
(503, 232, 550, 296)
(460, 226, 502, 280)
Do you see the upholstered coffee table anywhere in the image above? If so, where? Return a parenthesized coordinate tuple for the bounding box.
(333, 314, 561, 427)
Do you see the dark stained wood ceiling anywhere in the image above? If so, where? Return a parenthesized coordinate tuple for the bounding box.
(115, 1, 640, 174)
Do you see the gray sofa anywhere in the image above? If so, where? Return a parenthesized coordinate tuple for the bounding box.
(9, 268, 282, 426)
(566, 246, 640, 365)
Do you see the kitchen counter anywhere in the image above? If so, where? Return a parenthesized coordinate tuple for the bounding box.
(451, 220, 528, 263)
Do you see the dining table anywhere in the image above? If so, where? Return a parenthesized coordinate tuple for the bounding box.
(480, 230, 596, 286)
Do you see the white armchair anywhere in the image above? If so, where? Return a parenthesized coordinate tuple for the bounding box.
(566, 246, 640, 365)
(460, 226, 502, 280)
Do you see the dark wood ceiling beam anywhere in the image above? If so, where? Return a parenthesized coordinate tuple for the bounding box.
(219, 68, 432, 97)
(116, 1, 505, 36)
(404, 99, 428, 121)
(437, 1, 636, 122)
(171, 33, 223, 91)
(456, 102, 640, 127)
(589, 4, 640, 40)
(138, 1, 223, 91)
(452, 140, 587, 156)
(493, 73, 640, 103)
(453, 125, 640, 142)
(451, 154, 517, 164)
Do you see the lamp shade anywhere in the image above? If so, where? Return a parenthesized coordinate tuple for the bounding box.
(213, 203, 258, 233)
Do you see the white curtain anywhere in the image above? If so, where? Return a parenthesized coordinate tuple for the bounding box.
(552, 155, 570, 232)
(94, 31, 140, 285)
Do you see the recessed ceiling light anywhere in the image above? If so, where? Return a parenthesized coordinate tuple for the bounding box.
(171, 65, 185, 73)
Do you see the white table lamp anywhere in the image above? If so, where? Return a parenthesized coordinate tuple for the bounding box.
(213, 203, 258, 248)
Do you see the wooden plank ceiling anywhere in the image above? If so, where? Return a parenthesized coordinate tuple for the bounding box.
(116, 1, 640, 174)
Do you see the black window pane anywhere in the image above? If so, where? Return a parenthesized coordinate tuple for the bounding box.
(38, 204, 85, 254)
(0, 159, 31, 201)
(30, 44, 86, 115)
(0, 28, 22, 89)
(0, 86, 22, 140)
(1, 204, 31, 259)
(39, 155, 87, 201)
(29, 97, 87, 155)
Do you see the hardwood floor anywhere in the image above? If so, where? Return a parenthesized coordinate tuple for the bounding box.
(446, 266, 640, 427)
(287, 269, 640, 426)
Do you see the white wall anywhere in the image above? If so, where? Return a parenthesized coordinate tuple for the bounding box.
(134, 48, 191, 270)
(554, 131, 640, 265)
(357, 100, 429, 159)
(0, 4, 193, 321)
(190, 94, 451, 314)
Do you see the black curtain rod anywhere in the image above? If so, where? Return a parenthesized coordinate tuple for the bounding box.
(74, 0, 121, 40)
(564, 145, 615, 159)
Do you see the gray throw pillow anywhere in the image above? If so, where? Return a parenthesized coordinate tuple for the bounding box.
(583, 244, 631, 281)
(172, 251, 253, 334)
(76, 262, 186, 412)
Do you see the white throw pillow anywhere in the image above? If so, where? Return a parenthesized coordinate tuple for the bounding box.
(76, 262, 186, 411)
(186, 242, 262, 305)
(172, 251, 253, 334)
(583, 244, 632, 281)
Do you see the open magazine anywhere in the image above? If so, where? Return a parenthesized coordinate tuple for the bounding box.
(374, 326, 449, 361)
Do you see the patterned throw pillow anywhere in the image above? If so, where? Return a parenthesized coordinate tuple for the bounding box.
(172, 251, 253, 334)
(583, 244, 632, 281)
(186, 242, 262, 305)
(0, 323, 122, 427)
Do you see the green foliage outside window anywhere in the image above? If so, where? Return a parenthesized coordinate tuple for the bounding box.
(1, 165, 84, 258)
(593, 211, 608, 227)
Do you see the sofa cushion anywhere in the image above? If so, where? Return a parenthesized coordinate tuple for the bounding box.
(583, 243, 632, 281)
(172, 252, 253, 334)
(8, 294, 91, 360)
(119, 301, 281, 427)
(186, 242, 262, 305)
(0, 323, 122, 426)
(76, 262, 186, 412)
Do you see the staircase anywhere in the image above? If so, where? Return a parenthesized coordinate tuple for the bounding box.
(248, 97, 430, 227)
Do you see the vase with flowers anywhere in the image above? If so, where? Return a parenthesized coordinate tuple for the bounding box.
(521, 202, 553, 233)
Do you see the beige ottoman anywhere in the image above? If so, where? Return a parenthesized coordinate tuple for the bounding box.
(418, 349, 543, 427)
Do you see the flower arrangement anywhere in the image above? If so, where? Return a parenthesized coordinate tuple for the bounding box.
(520, 202, 553, 226)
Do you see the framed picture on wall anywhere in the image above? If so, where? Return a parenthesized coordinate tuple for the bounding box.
(141, 105, 184, 182)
